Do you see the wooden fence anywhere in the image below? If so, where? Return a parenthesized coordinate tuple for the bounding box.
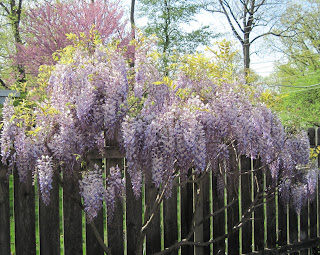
(1, 128, 320, 255)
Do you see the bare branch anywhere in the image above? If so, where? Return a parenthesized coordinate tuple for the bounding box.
(218, 0, 244, 43)
(0, 78, 7, 88)
(0, 2, 10, 15)
(89, 221, 113, 255)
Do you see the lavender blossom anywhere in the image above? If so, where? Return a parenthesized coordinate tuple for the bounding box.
(106, 165, 124, 218)
(36, 155, 54, 205)
(79, 167, 105, 222)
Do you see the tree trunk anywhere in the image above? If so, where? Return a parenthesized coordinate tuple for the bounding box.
(243, 27, 250, 82)
(10, 0, 26, 83)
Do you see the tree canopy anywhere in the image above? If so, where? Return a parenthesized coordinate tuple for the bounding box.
(270, 0, 320, 127)
(137, 0, 217, 72)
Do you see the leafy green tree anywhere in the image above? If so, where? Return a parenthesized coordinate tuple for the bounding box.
(137, 0, 217, 72)
(0, 0, 25, 86)
(270, 0, 320, 127)
(203, 0, 286, 80)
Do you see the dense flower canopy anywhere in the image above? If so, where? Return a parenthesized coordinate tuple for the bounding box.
(0, 37, 317, 220)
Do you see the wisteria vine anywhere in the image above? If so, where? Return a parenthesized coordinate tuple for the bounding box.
(0, 36, 318, 222)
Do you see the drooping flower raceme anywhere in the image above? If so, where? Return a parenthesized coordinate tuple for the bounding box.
(36, 155, 54, 206)
(79, 166, 105, 222)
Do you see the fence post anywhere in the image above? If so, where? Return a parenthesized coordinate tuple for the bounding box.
(0, 162, 10, 255)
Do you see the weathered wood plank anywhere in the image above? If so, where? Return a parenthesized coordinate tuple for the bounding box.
(63, 170, 83, 255)
(300, 207, 309, 255)
(212, 169, 226, 254)
(278, 200, 288, 249)
(202, 172, 211, 255)
(39, 172, 60, 255)
(309, 128, 318, 241)
(126, 169, 142, 255)
(241, 157, 253, 254)
(0, 162, 10, 255)
(194, 174, 204, 255)
(14, 170, 36, 255)
(145, 181, 161, 254)
(266, 171, 276, 250)
(107, 157, 124, 255)
(163, 177, 178, 255)
(253, 159, 264, 252)
(180, 170, 194, 255)
(289, 208, 298, 245)
(227, 153, 239, 255)
(86, 159, 104, 255)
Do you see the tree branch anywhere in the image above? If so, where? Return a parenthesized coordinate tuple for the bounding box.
(0, 78, 7, 88)
(89, 221, 112, 255)
(218, 0, 243, 44)
(0, 2, 10, 15)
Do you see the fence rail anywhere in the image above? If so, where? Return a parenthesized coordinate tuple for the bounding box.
(0, 128, 320, 255)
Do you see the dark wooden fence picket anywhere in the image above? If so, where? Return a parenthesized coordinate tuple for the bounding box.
(145, 182, 162, 254)
(2, 127, 320, 255)
(163, 177, 178, 255)
(14, 170, 36, 255)
(0, 162, 10, 255)
(125, 169, 142, 255)
(107, 157, 125, 255)
(266, 171, 277, 250)
(212, 167, 226, 255)
(86, 158, 104, 255)
(63, 170, 83, 255)
(253, 159, 265, 252)
(227, 152, 240, 255)
(308, 128, 318, 240)
(180, 169, 194, 255)
(39, 172, 60, 255)
(241, 156, 253, 254)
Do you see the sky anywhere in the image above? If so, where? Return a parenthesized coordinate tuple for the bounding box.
(121, 0, 281, 77)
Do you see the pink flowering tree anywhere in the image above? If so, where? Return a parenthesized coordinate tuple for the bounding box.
(14, 0, 130, 77)
(1, 34, 318, 254)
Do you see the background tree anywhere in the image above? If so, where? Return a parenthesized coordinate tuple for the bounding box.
(203, 0, 287, 80)
(268, 0, 320, 127)
(14, 0, 129, 79)
(137, 0, 217, 73)
(0, 0, 25, 86)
